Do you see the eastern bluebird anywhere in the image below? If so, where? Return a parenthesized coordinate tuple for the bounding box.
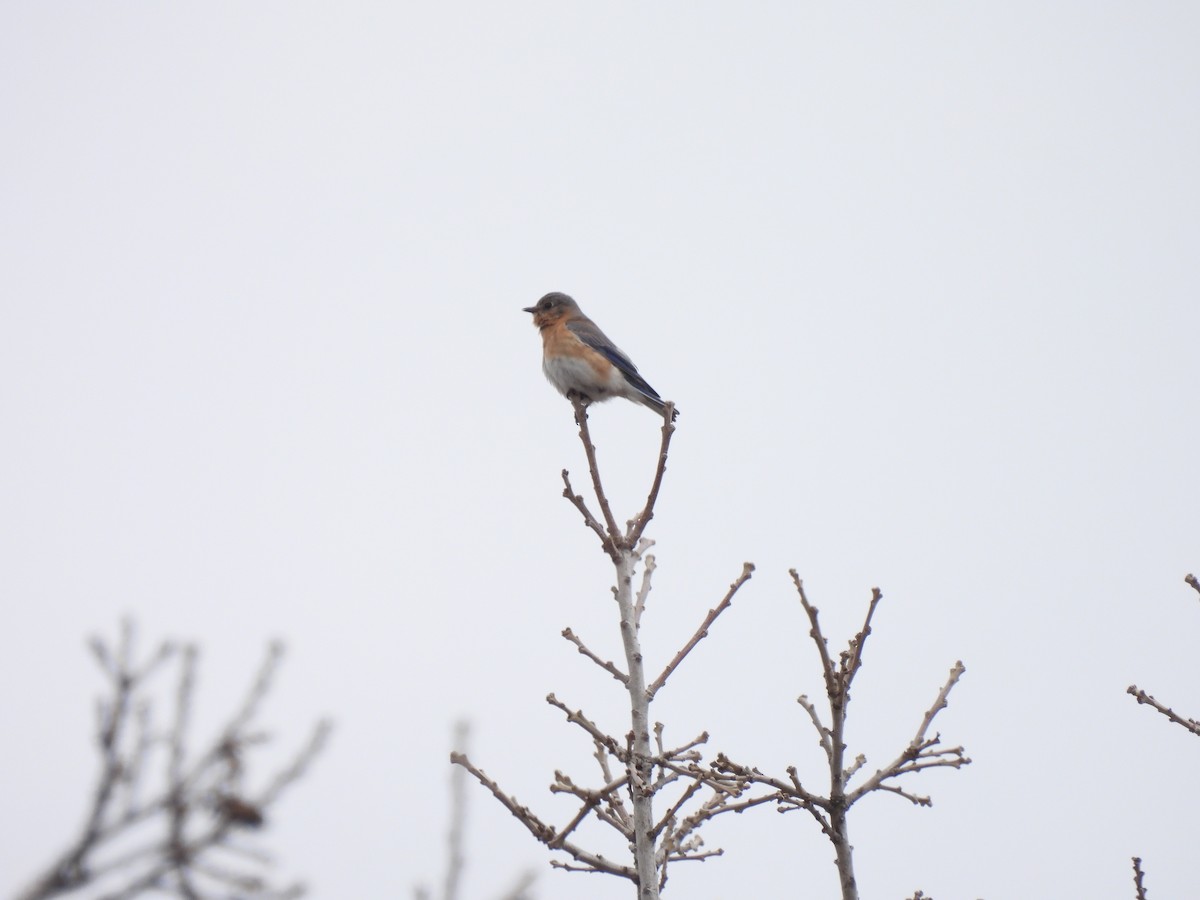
(523, 292, 676, 417)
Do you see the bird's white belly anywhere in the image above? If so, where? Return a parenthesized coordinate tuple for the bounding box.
(543, 355, 624, 400)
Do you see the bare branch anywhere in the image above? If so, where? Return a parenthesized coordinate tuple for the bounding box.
(450, 753, 556, 844)
(848, 662, 970, 805)
(842, 587, 883, 683)
(913, 662, 966, 747)
(873, 782, 932, 806)
(626, 402, 677, 547)
(709, 754, 827, 810)
(1128, 573, 1200, 739)
(561, 468, 616, 559)
(797, 694, 833, 761)
(451, 752, 635, 881)
(790, 572, 839, 701)
(1127, 685, 1200, 737)
(562, 627, 628, 684)
(633, 546, 656, 629)
(842, 753, 867, 783)
(570, 396, 622, 546)
(546, 694, 624, 757)
(647, 563, 754, 700)
(658, 730, 710, 763)
(549, 774, 625, 846)
(1132, 856, 1149, 900)
(650, 778, 705, 839)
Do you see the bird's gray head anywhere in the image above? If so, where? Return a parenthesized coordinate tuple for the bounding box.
(523, 292, 580, 320)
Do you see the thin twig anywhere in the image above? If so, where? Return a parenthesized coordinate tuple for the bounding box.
(848, 662, 970, 804)
(1132, 856, 1149, 900)
(570, 397, 621, 545)
(647, 563, 754, 700)
(790, 572, 839, 701)
(451, 752, 635, 880)
(797, 694, 833, 760)
(626, 402, 677, 547)
(546, 694, 624, 756)
(633, 546, 656, 629)
(561, 469, 616, 559)
(1127, 685, 1200, 737)
(842, 588, 883, 682)
(562, 628, 628, 684)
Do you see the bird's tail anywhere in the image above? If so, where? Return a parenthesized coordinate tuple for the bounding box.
(638, 391, 679, 420)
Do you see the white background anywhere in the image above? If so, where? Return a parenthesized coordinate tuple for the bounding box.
(3, 4, 1199, 898)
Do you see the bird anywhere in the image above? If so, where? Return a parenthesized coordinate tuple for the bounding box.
(523, 292, 676, 417)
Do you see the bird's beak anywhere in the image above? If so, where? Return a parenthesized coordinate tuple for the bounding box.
(522, 306, 536, 314)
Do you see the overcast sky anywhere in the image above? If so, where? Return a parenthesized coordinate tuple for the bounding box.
(3, 4, 1199, 899)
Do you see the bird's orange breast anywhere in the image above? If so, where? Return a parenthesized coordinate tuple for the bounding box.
(543, 321, 612, 377)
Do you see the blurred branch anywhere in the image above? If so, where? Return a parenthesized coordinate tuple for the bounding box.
(444, 722, 468, 900)
(416, 723, 537, 900)
(493, 871, 536, 900)
(16, 621, 330, 900)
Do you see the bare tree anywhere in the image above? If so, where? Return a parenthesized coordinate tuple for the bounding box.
(713, 575, 969, 900)
(454, 399, 766, 899)
(454, 399, 970, 898)
(16, 620, 330, 900)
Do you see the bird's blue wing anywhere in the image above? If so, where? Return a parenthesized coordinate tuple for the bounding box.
(567, 317, 662, 401)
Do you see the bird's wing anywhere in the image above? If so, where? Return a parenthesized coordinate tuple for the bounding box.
(567, 317, 662, 401)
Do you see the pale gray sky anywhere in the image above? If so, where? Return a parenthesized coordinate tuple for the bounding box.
(3, 4, 1199, 898)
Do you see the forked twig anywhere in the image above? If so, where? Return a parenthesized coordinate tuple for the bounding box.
(561, 469, 616, 559)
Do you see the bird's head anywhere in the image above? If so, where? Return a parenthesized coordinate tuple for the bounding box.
(523, 292, 580, 328)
